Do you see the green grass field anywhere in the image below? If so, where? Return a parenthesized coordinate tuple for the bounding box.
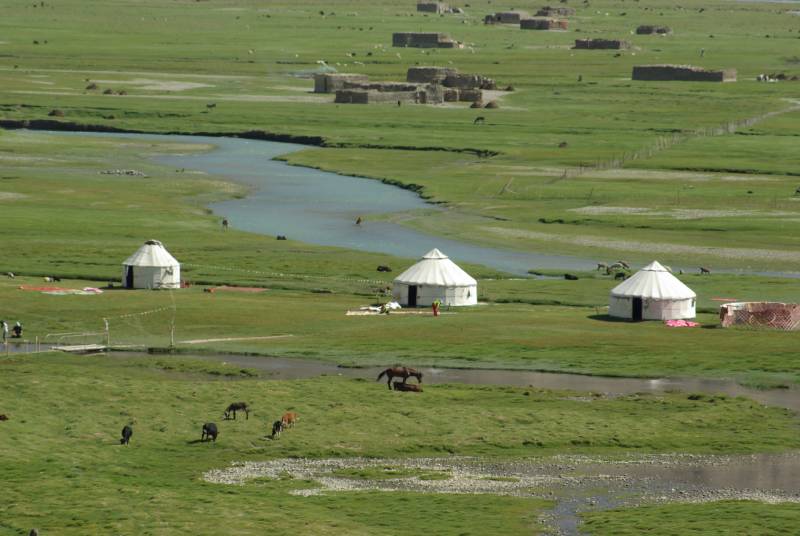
(1, 0, 800, 269)
(2, 353, 799, 534)
(2, 0, 800, 532)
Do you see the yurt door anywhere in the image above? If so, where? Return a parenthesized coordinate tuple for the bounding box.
(408, 286, 418, 307)
(632, 297, 643, 321)
(125, 266, 134, 288)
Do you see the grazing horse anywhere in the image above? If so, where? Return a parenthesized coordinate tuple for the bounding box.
(596, 263, 608, 272)
(202, 422, 218, 442)
(281, 412, 299, 428)
(700, 267, 711, 275)
(271, 420, 284, 439)
(393, 381, 423, 393)
(120, 425, 133, 445)
(377, 367, 423, 390)
(224, 402, 250, 420)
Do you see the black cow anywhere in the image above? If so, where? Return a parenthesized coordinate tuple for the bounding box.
(120, 425, 133, 445)
(271, 420, 284, 439)
(202, 422, 218, 442)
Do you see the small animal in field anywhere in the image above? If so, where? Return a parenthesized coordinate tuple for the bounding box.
(29, 530, 38, 536)
(700, 267, 711, 275)
(393, 381, 423, 392)
(377, 366, 423, 390)
(222, 218, 228, 229)
(202, 422, 218, 442)
(614, 272, 627, 280)
(120, 425, 133, 445)
(0, 414, 8, 421)
(206, 102, 217, 109)
(564, 273, 579, 281)
(6, 272, 14, 279)
(224, 402, 250, 420)
(356, 216, 363, 225)
(276, 235, 287, 240)
(376, 265, 392, 272)
(271, 420, 284, 439)
(473, 116, 485, 125)
(596, 263, 608, 272)
(281, 412, 299, 428)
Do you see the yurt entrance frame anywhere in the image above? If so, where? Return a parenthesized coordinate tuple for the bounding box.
(632, 297, 643, 321)
(125, 266, 134, 288)
(408, 286, 418, 307)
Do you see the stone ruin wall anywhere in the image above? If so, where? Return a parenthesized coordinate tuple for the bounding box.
(392, 32, 457, 48)
(313, 73, 369, 93)
(406, 66, 457, 84)
(536, 6, 575, 16)
(484, 11, 530, 24)
(574, 38, 630, 50)
(636, 25, 672, 35)
(335, 84, 445, 104)
(520, 18, 568, 30)
(632, 65, 737, 82)
(417, 2, 449, 14)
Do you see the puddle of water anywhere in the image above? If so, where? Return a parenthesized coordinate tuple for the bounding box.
(112, 352, 800, 412)
(204, 454, 800, 536)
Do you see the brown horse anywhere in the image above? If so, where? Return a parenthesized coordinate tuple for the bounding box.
(377, 367, 423, 390)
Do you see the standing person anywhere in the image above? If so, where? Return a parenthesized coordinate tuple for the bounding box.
(1, 320, 7, 343)
(432, 299, 441, 317)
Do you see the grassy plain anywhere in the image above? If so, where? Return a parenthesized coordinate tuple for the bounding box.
(1, 0, 799, 268)
(582, 501, 800, 535)
(1, 353, 799, 534)
(2, 131, 800, 383)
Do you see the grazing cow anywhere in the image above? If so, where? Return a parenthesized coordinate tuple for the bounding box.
(120, 425, 133, 445)
(564, 273, 579, 281)
(224, 402, 250, 420)
(281, 412, 299, 428)
(29, 530, 38, 536)
(596, 263, 608, 272)
(377, 265, 392, 272)
(271, 420, 284, 439)
(6, 272, 14, 279)
(473, 116, 485, 125)
(700, 267, 711, 275)
(377, 366, 423, 390)
(0, 414, 8, 421)
(615, 260, 631, 270)
(206, 102, 217, 109)
(222, 218, 228, 230)
(202, 422, 218, 442)
(614, 272, 627, 280)
(393, 381, 423, 392)
(276, 235, 287, 241)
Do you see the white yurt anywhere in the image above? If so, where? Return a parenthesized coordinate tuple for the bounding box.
(392, 248, 477, 307)
(122, 240, 181, 289)
(609, 260, 695, 320)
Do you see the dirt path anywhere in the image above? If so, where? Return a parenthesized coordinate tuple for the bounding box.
(204, 453, 800, 535)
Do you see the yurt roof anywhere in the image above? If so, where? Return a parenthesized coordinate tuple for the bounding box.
(122, 240, 180, 267)
(393, 248, 477, 287)
(610, 261, 695, 300)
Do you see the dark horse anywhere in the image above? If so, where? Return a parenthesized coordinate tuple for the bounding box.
(376, 366, 423, 390)
(224, 402, 250, 420)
